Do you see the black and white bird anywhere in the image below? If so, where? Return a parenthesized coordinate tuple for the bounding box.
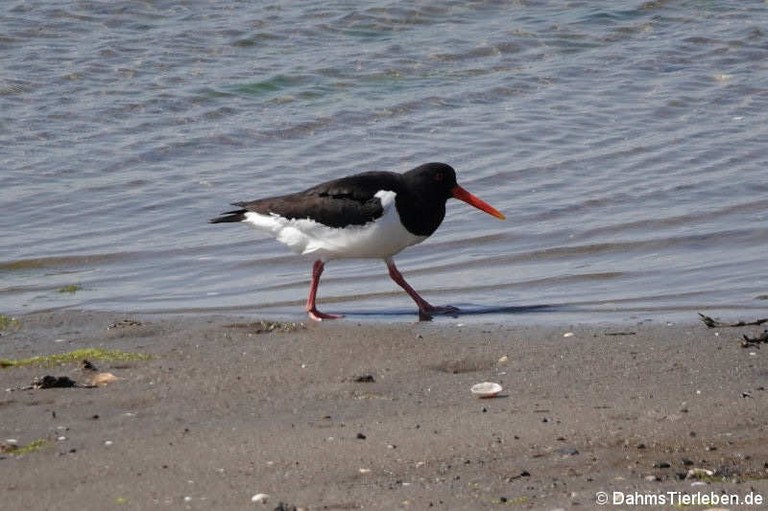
(210, 162, 505, 321)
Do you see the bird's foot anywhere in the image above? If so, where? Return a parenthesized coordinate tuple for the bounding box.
(307, 309, 344, 322)
(418, 304, 460, 321)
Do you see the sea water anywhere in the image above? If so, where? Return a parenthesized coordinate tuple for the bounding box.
(2, 1, 766, 323)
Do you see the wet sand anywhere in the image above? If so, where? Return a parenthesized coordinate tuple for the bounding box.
(1, 311, 766, 510)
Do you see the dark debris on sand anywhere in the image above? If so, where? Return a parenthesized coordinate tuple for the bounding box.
(698, 313, 768, 328)
(225, 320, 306, 334)
(32, 375, 77, 389)
(698, 313, 768, 348)
(741, 330, 768, 348)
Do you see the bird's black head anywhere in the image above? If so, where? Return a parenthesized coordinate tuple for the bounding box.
(402, 162, 458, 200)
(403, 161, 506, 222)
(397, 161, 505, 237)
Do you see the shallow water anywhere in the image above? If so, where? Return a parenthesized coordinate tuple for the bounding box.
(2, 1, 767, 324)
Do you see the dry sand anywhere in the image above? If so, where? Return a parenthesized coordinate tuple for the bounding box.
(1, 311, 767, 510)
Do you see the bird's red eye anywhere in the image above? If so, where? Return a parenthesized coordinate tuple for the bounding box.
(434, 172, 444, 182)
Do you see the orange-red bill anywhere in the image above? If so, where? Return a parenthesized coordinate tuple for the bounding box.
(451, 185, 506, 220)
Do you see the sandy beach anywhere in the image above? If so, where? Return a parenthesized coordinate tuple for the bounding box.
(1, 310, 766, 510)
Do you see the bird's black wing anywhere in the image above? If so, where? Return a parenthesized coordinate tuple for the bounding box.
(211, 171, 403, 228)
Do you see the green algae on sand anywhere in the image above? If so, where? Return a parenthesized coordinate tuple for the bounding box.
(0, 348, 151, 369)
(1, 439, 49, 456)
(0, 314, 20, 331)
(57, 284, 82, 294)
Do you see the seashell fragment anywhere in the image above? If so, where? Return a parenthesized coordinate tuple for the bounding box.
(251, 493, 270, 504)
(470, 382, 503, 398)
(87, 372, 119, 387)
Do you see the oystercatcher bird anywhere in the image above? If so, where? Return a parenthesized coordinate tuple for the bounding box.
(210, 162, 505, 321)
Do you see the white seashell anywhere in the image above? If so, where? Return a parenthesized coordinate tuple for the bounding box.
(251, 493, 270, 504)
(471, 382, 503, 398)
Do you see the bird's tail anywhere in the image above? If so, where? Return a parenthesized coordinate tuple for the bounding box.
(209, 208, 247, 223)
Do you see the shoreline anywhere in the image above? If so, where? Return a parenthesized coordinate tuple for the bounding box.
(1, 310, 766, 510)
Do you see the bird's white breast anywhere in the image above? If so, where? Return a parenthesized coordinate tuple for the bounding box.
(242, 190, 427, 261)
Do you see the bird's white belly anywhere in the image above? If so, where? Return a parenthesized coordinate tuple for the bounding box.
(242, 190, 427, 261)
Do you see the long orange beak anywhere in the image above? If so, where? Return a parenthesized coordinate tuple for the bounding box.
(451, 185, 506, 220)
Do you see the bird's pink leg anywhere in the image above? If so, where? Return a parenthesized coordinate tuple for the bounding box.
(385, 258, 459, 320)
(306, 260, 343, 321)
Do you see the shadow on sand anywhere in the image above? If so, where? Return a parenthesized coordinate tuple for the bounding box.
(339, 303, 569, 320)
